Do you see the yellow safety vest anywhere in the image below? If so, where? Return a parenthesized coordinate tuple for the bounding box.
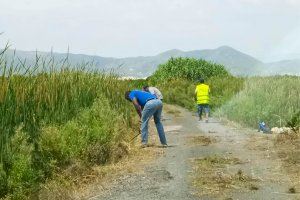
(195, 84, 210, 104)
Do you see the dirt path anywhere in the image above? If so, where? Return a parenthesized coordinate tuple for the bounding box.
(90, 105, 300, 200)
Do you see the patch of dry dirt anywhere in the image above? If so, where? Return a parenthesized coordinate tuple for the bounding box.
(274, 132, 300, 194)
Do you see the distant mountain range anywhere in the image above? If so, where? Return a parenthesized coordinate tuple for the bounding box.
(2, 46, 300, 77)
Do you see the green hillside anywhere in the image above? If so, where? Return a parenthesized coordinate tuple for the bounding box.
(4, 46, 300, 78)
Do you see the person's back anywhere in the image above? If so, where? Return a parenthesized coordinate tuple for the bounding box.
(125, 90, 167, 147)
(148, 87, 163, 100)
(143, 86, 163, 101)
(195, 84, 210, 104)
(195, 79, 210, 122)
(129, 90, 157, 107)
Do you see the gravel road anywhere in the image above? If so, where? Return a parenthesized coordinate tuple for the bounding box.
(90, 105, 299, 200)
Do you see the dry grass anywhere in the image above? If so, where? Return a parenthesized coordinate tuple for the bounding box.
(275, 132, 300, 165)
(245, 134, 273, 152)
(188, 135, 218, 146)
(275, 132, 299, 145)
(274, 131, 300, 193)
(191, 155, 258, 197)
(194, 155, 243, 166)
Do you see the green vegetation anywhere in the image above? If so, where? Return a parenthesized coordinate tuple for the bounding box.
(154, 76, 244, 111)
(0, 47, 138, 199)
(150, 57, 244, 111)
(150, 57, 299, 129)
(219, 76, 300, 128)
(0, 47, 299, 199)
(151, 57, 229, 81)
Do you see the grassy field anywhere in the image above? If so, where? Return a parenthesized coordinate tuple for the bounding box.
(149, 57, 299, 129)
(0, 48, 139, 199)
(218, 76, 300, 128)
(0, 49, 299, 199)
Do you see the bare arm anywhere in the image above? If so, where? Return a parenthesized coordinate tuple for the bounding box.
(132, 98, 142, 118)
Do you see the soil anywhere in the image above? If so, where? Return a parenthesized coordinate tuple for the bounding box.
(88, 105, 300, 200)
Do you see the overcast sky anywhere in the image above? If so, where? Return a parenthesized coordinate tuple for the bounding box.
(1, 0, 300, 61)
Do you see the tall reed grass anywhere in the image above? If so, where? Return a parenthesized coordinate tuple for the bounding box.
(0, 46, 137, 199)
(219, 76, 300, 128)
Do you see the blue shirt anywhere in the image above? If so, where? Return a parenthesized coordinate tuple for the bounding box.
(129, 90, 156, 107)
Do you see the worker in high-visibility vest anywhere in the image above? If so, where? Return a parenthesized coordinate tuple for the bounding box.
(195, 78, 210, 122)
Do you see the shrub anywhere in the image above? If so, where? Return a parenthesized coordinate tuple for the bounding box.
(151, 57, 229, 82)
(37, 93, 135, 174)
(148, 57, 242, 112)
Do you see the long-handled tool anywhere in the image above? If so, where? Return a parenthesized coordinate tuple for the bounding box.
(130, 122, 141, 142)
(130, 131, 141, 142)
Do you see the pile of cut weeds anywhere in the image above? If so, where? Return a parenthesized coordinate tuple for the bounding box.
(189, 135, 217, 146)
(165, 107, 182, 117)
(192, 155, 259, 197)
